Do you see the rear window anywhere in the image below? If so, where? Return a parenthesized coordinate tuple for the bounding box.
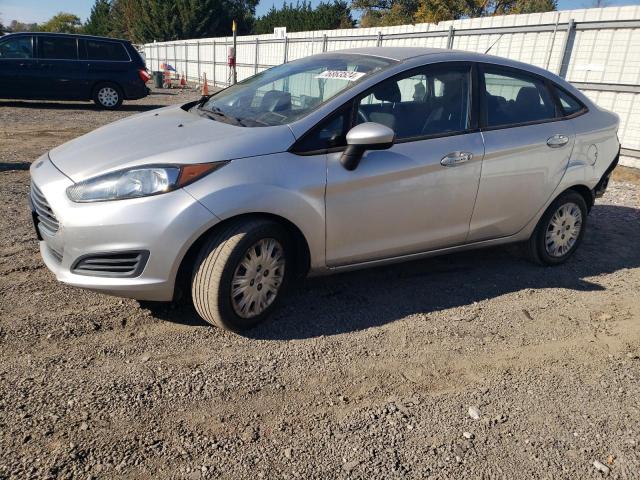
(40, 36, 78, 60)
(86, 40, 129, 61)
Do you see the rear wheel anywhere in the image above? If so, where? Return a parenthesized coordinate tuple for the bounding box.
(526, 191, 588, 265)
(93, 82, 123, 110)
(191, 219, 291, 331)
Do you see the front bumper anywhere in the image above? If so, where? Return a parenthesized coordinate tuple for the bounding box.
(29, 154, 219, 301)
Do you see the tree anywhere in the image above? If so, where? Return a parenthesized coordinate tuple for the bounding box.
(39, 12, 82, 33)
(85, 0, 114, 36)
(254, 1, 354, 34)
(6, 19, 39, 32)
(356, 0, 557, 27)
(509, 0, 557, 14)
(354, 0, 420, 27)
(113, 0, 258, 43)
(110, 0, 144, 40)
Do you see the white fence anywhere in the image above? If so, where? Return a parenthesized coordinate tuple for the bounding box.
(142, 6, 640, 168)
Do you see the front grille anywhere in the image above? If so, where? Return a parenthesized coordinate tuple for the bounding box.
(71, 251, 149, 278)
(30, 183, 59, 235)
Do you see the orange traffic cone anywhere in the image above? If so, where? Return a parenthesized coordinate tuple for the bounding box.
(202, 72, 209, 96)
(180, 73, 186, 88)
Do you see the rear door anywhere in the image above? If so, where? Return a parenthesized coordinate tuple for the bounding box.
(35, 35, 87, 99)
(467, 64, 575, 242)
(0, 35, 37, 98)
(82, 38, 133, 93)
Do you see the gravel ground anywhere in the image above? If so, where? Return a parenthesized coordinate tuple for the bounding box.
(1, 89, 639, 480)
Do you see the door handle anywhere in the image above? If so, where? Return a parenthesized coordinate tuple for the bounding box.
(547, 134, 569, 148)
(441, 151, 473, 167)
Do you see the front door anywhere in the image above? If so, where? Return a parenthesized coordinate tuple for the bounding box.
(324, 63, 485, 267)
(468, 64, 576, 242)
(0, 35, 37, 98)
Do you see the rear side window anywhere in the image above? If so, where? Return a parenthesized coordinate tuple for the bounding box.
(39, 36, 78, 60)
(555, 87, 585, 116)
(483, 68, 556, 128)
(86, 40, 129, 61)
(0, 36, 33, 59)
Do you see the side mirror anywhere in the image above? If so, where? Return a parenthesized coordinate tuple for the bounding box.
(340, 122, 395, 171)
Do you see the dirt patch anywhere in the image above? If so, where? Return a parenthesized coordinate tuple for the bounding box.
(1, 88, 639, 479)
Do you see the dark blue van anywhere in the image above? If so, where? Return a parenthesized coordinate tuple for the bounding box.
(0, 32, 150, 109)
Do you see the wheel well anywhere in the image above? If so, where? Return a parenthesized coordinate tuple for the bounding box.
(173, 213, 311, 301)
(567, 185, 595, 212)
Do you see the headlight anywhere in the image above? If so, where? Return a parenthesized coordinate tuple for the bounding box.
(66, 162, 227, 203)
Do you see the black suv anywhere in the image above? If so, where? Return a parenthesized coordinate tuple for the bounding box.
(0, 32, 150, 109)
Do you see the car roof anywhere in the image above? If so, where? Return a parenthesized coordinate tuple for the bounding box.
(330, 47, 451, 61)
(3, 31, 129, 43)
(327, 46, 569, 84)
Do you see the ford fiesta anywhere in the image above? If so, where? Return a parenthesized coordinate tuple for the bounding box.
(29, 47, 620, 331)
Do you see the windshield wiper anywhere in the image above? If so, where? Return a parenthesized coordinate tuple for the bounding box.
(195, 105, 247, 127)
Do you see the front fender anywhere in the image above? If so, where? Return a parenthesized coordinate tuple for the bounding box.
(184, 152, 327, 270)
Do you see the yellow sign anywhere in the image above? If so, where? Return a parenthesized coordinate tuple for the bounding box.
(232, 20, 236, 32)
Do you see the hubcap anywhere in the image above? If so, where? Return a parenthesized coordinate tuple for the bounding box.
(230, 238, 285, 318)
(545, 202, 582, 257)
(98, 87, 119, 107)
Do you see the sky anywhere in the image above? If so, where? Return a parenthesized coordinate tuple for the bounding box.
(1, 0, 639, 24)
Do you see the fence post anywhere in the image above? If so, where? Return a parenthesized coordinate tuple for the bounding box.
(284, 36, 289, 63)
(447, 25, 454, 49)
(557, 19, 576, 79)
(196, 40, 201, 83)
(184, 43, 188, 82)
(377, 31, 383, 47)
(322, 34, 328, 52)
(254, 38, 259, 75)
(173, 43, 176, 74)
(212, 40, 216, 87)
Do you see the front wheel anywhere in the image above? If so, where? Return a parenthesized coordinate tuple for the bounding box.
(93, 83, 123, 110)
(191, 219, 291, 331)
(526, 191, 588, 265)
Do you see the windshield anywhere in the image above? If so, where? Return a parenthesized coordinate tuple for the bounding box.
(199, 54, 395, 127)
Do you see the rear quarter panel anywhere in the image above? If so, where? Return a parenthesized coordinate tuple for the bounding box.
(568, 107, 620, 188)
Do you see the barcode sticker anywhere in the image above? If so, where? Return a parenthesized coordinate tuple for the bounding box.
(315, 70, 366, 81)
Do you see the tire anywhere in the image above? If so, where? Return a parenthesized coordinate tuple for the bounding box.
(526, 190, 588, 265)
(93, 82, 123, 110)
(191, 218, 292, 331)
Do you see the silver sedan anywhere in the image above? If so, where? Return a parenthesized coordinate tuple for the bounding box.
(29, 47, 620, 331)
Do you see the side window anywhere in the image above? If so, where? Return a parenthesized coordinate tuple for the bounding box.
(292, 105, 351, 153)
(483, 68, 555, 127)
(555, 87, 585, 117)
(86, 40, 129, 61)
(0, 36, 33, 59)
(355, 66, 470, 140)
(39, 37, 78, 60)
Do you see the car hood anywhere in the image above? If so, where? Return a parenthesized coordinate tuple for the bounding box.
(49, 104, 297, 182)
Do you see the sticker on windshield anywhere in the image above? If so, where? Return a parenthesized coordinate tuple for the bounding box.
(315, 70, 367, 81)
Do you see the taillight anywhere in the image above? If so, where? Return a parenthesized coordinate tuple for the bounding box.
(138, 69, 151, 83)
